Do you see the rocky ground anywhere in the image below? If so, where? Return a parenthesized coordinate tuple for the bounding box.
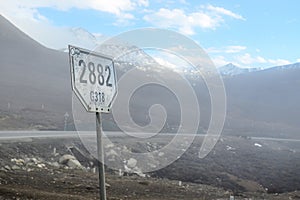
(0, 136, 299, 199)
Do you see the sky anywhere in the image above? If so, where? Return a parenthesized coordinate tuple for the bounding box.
(0, 0, 300, 68)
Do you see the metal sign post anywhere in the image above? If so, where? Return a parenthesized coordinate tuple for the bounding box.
(96, 112, 106, 200)
(69, 45, 118, 200)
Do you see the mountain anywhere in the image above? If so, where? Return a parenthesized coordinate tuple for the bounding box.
(0, 15, 186, 131)
(219, 62, 300, 77)
(223, 63, 300, 138)
(58, 27, 106, 52)
(263, 62, 300, 72)
(0, 15, 72, 128)
(1, 15, 300, 138)
(218, 63, 261, 76)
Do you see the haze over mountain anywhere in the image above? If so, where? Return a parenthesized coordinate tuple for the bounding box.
(0, 15, 71, 113)
(1, 15, 300, 138)
(224, 65, 300, 137)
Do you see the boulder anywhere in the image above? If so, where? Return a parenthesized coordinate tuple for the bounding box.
(59, 154, 76, 164)
(67, 159, 83, 169)
(11, 158, 25, 166)
(127, 158, 137, 168)
(4, 165, 11, 171)
(49, 162, 60, 168)
(11, 165, 21, 170)
(37, 163, 46, 169)
(106, 149, 118, 157)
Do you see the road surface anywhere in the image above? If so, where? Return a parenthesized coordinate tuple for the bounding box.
(0, 131, 299, 142)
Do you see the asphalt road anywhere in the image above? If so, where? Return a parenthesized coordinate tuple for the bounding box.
(0, 131, 300, 142)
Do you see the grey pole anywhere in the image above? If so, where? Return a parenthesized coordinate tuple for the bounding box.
(96, 112, 107, 200)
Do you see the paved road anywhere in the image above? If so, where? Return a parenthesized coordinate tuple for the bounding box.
(0, 131, 201, 140)
(0, 131, 299, 142)
(251, 136, 300, 142)
(0, 131, 80, 140)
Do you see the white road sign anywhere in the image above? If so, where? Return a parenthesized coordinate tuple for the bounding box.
(69, 45, 117, 113)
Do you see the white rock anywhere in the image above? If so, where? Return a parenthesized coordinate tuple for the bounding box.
(59, 154, 76, 164)
(16, 159, 25, 165)
(49, 162, 60, 168)
(31, 158, 38, 164)
(106, 149, 118, 157)
(37, 163, 46, 169)
(105, 143, 115, 148)
(148, 163, 157, 168)
(122, 146, 130, 152)
(127, 158, 137, 168)
(226, 145, 235, 151)
(254, 143, 262, 148)
(11, 158, 25, 166)
(119, 169, 123, 176)
(11, 165, 21, 170)
(158, 152, 164, 157)
(136, 171, 146, 178)
(67, 159, 83, 169)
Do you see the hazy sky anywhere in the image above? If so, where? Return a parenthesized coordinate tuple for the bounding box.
(1, 0, 299, 68)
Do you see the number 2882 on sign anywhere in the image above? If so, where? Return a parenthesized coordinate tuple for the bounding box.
(69, 46, 117, 113)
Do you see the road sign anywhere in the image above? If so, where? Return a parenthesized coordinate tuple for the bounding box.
(69, 45, 117, 113)
(69, 45, 117, 200)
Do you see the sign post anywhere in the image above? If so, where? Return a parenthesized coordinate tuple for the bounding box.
(69, 45, 117, 200)
(96, 112, 106, 200)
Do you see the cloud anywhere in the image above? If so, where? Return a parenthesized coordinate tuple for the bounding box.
(0, 0, 149, 49)
(235, 53, 267, 65)
(296, 58, 300, 63)
(211, 56, 232, 67)
(234, 53, 293, 68)
(205, 5, 245, 20)
(1, 0, 148, 16)
(267, 59, 291, 66)
(236, 53, 291, 67)
(143, 8, 211, 35)
(211, 52, 293, 68)
(0, 0, 149, 31)
(0, 6, 98, 49)
(207, 45, 247, 53)
(143, 5, 245, 35)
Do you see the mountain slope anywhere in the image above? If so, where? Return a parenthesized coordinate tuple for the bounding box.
(0, 15, 72, 117)
(224, 65, 300, 137)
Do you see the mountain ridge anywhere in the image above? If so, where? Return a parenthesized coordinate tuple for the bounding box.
(1, 15, 300, 139)
(218, 62, 300, 76)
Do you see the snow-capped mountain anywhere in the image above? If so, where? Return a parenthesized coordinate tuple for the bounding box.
(264, 62, 300, 71)
(218, 63, 261, 76)
(59, 27, 107, 52)
(218, 62, 300, 76)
